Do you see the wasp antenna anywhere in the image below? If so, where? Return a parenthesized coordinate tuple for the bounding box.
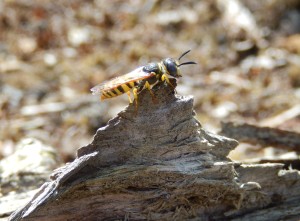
(178, 50, 192, 61)
(178, 61, 197, 67)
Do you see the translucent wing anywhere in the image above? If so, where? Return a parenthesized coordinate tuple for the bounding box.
(91, 67, 155, 95)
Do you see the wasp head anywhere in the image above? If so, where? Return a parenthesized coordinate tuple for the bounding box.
(163, 50, 196, 78)
(163, 58, 181, 78)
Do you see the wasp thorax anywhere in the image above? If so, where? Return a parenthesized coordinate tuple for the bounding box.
(163, 58, 181, 78)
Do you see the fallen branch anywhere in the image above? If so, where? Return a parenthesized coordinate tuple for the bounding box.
(259, 104, 300, 127)
(220, 122, 300, 151)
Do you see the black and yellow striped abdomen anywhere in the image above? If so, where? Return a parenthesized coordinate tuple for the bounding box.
(101, 81, 138, 100)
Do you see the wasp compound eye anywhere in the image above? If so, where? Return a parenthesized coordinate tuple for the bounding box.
(163, 58, 179, 77)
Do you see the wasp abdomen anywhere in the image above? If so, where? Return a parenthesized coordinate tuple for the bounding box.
(101, 81, 138, 100)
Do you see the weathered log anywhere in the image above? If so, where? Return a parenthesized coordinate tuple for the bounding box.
(9, 81, 300, 220)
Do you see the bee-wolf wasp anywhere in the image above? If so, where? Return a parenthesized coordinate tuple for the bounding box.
(91, 50, 196, 109)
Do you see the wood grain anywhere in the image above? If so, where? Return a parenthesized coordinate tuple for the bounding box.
(9, 81, 300, 221)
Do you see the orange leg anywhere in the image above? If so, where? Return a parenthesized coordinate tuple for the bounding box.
(161, 74, 175, 89)
(126, 91, 132, 103)
(144, 81, 157, 103)
(133, 87, 138, 114)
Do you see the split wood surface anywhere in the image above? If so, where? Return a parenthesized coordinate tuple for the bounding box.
(9, 82, 300, 221)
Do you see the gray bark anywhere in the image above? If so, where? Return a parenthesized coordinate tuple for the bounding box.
(9, 81, 300, 221)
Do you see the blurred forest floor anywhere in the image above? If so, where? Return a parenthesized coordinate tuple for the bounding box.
(0, 0, 300, 162)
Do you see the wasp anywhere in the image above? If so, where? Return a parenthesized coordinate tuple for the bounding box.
(91, 50, 196, 109)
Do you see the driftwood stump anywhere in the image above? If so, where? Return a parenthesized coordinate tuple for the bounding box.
(9, 81, 300, 220)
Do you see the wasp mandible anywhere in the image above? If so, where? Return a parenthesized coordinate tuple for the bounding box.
(91, 50, 196, 109)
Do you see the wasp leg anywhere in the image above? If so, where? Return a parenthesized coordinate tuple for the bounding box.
(133, 87, 138, 114)
(126, 91, 132, 103)
(144, 81, 157, 103)
(161, 74, 175, 89)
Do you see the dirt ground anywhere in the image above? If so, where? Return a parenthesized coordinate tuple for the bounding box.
(1, 0, 300, 162)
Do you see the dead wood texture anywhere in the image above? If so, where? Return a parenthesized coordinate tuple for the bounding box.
(9, 82, 300, 221)
(220, 122, 300, 151)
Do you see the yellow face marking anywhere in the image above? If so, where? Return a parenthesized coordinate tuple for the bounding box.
(158, 62, 167, 75)
(158, 63, 163, 72)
